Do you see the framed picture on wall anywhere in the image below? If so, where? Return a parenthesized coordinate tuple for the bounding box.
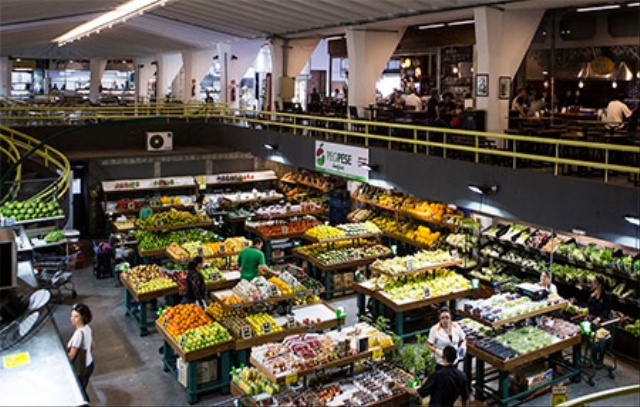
(476, 74, 489, 97)
(499, 76, 511, 100)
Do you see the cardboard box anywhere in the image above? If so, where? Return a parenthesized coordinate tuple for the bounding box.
(177, 357, 218, 387)
(332, 274, 343, 289)
(511, 364, 553, 393)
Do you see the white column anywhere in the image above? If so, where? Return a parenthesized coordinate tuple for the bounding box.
(217, 43, 232, 105)
(0, 57, 11, 97)
(89, 58, 107, 104)
(474, 6, 544, 134)
(134, 57, 155, 103)
(181, 49, 217, 103)
(269, 38, 285, 110)
(346, 27, 406, 116)
(227, 40, 264, 108)
(155, 53, 183, 102)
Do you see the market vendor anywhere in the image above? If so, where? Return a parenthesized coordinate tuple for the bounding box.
(405, 346, 470, 407)
(537, 270, 558, 294)
(238, 237, 278, 281)
(427, 307, 466, 370)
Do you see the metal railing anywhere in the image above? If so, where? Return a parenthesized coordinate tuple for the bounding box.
(0, 133, 23, 203)
(0, 124, 70, 202)
(557, 384, 640, 406)
(0, 104, 637, 184)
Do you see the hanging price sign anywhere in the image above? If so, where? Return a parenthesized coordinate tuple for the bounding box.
(262, 322, 271, 335)
(287, 315, 296, 329)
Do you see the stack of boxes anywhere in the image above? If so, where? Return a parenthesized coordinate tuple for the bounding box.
(177, 357, 218, 387)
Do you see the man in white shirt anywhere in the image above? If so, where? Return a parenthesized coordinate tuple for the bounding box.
(405, 90, 423, 110)
(601, 95, 633, 132)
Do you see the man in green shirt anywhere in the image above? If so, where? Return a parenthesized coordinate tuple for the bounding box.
(238, 238, 277, 281)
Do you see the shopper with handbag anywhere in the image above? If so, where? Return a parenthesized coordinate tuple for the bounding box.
(67, 303, 95, 402)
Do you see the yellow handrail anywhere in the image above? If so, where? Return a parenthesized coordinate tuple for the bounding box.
(0, 104, 637, 184)
(557, 384, 640, 406)
(0, 124, 70, 202)
(0, 134, 23, 203)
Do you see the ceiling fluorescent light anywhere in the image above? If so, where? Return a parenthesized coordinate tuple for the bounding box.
(418, 23, 445, 30)
(447, 19, 474, 26)
(577, 4, 620, 12)
(359, 163, 377, 172)
(628, 2, 640, 7)
(264, 143, 277, 151)
(468, 184, 499, 195)
(53, 0, 168, 46)
(624, 214, 640, 226)
(326, 35, 344, 41)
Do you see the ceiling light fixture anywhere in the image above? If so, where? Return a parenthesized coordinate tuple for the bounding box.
(53, 0, 170, 46)
(359, 163, 377, 172)
(468, 184, 499, 195)
(628, 2, 640, 7)
(325, 35, 344, 41)
(418, 23, 445, 30)
(264, 143, 277, 151)
(624, 214, 640, 226)
(577, 4, 620, 12)
(447, 19, 474, 26)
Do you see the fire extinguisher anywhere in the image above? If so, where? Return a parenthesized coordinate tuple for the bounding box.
(230, 79, 236, 102)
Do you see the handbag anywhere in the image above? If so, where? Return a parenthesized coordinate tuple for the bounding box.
(70, 330, 87, 377)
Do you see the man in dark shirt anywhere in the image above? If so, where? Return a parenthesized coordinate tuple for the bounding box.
(183, 256, 207, 307)
(407, 345, 469, 407)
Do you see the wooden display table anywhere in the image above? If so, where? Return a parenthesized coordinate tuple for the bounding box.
(250, 209, 326, 221)
(120, 274, 179, 336)
(464, 334, 582, 406)
(292, 248, 392, 299)
(302, 232, 381, 244)
(211, 287, 324, 311)
(156, 322, 233, 404)
(370, 258, 463, 278)
(458, 301, 567, 329)
(354, 281, 472, 338)
(250, 344, 395, 385)
(138, 221, 213, 233)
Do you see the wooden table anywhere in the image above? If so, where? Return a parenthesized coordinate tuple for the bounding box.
(156, 322, 233, 403)
(458, 301, 567, 329)
(465, 334, 582, 406)
(120, 274, 179, 336)
(354, 281, 473, 338)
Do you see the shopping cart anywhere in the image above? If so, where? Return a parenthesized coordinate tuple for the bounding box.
(33, 254, 78, 303)
(571, 314, 620, 386)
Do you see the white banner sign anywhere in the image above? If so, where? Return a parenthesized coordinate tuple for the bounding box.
(314, 141, 369, 182)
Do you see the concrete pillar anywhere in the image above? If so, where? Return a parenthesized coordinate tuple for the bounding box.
(346, 27, 406, 117)
(0, 57, 11, 98)
(155, 53, 183, 102)
(133, 57, 155, 103)
(474, 6, 544, 134)
(180, 49, 216, 103)
(89, 58, 107, 104)
(227, 40, 264, 109)
(216, 43, 232, 105)
(269, 38, 285, 110)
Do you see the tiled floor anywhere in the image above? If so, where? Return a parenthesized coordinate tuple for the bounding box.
(52, 263, 639, 406)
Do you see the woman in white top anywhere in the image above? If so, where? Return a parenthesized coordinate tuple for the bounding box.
(68, 303, 95, 402)
(428, 307, 466, 370)
(538, 270, 558, 294)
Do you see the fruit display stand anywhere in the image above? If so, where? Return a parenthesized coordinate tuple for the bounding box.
(292, 241, 392, 299)
(156, 321, 234, 404)
(120, 270, 180, 336)
(458, 301, 568, 329)
(243, 218, 323, 263)
(248, 323, 396, 386)
(464, 333, 581, 406)
(102, 176, 198, 215)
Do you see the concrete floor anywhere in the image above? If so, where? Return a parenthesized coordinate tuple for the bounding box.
(52, 262, 639, 406)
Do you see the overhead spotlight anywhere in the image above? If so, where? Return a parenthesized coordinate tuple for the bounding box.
(213, 55, 220, 60)
(578, 80, 584, 89)
(231, 54, 238, 61)
(624, 214, 640, 226)
(577, 4, 620, 12)
(468, 184, 499, 195)
(359, 163, 378, 172)
(264, 143, 277, 151)
(612, 80, 618, 89)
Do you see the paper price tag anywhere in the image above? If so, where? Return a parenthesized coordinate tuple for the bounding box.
(180, 335, 187, 348)
(3, 352, 30, 369)
(285, 373, 298, 385)
(287, 315, 296, 329)
(451, 249, 459, 259)
(210, 272, 219, 282)
(243, 241, 250, 248)
(270, 285, 279, 297)
(262, 322, 271, 335)
(306, 325, 316, 331)
(241, 326, 252, 339)
(127, 202, 136, 211)
(232, 304, 243, 310)
(406, 259, 414, 270)
(163, 316, 169, 328)
(197, 246, 204, 257)
(371, 347, 383, 360)
(219, 244, 226, 254)
(423, 287, 431, 298)
(297, 290, 306, 298)
(155, 218, 163, 228)
(281, 225, 289, 234)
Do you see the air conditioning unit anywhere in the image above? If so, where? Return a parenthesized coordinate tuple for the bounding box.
(146, 132, 173, 152)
